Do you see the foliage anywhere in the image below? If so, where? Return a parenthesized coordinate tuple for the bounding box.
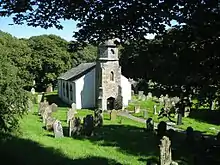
(0, 55, 29, 133)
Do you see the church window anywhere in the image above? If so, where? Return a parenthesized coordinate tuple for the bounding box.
(110, 49, 115, 54)
(110, 71, 114, 81)
(63, 83, 65, 96)
(66, 83, 69, 99)
(70, 85, 73, 100)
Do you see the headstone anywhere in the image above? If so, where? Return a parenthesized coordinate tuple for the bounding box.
(134, 105, 140, 113)
(157, 121, 167, 138)
(38, 101, 49, 116)
(177, 113, 182, 125)
(143, 109, 148, 118)
(138, 91, 144, 100)
(37, 94, 43, 103)
(42, 106, 52, 124)
(83, 115, 94, 136)
(159, 136, 172, 165)
(71, 103, 76, 110)
(31, 87, 35, 95)
(141, 95, 146, 101)
(146, 118, 154, 131)
(67, 108, 77, 124)
(147, 92, 153, 100)
(46, 85, 53, 93)
(153, 105, 157, 115)
(184, 107, 190, 117)
(110, 110, 117, 121)
(51, 103, 58, 112)
(53, 120, 64, 138)
(94, 109, 103, 127)
(45, 116, 56, 131)
(69, 117, 82, 137)
(28, 99, 33, 112)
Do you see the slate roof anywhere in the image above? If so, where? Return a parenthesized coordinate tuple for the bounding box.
(58, 62, 96, 81)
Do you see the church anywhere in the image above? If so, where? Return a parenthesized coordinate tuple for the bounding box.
(57, 39, 131, 110)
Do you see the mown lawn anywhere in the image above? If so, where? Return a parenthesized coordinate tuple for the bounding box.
(126, 96, 220, 135)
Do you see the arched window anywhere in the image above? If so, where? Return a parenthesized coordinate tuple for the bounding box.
(110, 49, 115, 54)
(63, 83, 65, 96)
(110, 71, 114, 81)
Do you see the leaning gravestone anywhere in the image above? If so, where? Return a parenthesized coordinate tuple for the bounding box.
(45, 116, 56, 131)
(51, 103, 58, 112)
(53, 120, 64, 138)
(69, 117, 82, 137)
(67, 108, 76, 124)
(110, 110, 117, 121)
(146, 118, 154, 132)
(159, 136, 172, 165)
(83, 115, 94, 136)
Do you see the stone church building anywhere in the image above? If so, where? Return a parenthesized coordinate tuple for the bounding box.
(57, 39, 131, 110)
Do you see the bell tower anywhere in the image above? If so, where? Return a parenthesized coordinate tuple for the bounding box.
(96, 39, 123, 110)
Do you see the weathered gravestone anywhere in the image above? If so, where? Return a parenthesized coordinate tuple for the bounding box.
(159, 136, 172, 165)
(147, 92, 153, 100)
(45, 116, 56, 131)
(157, 121, 167, 138)
(141, 95, 146, 101)
(146, 118, 154, 132)
(134, 105, 141, 113)
(69, 117, 82, 137)
(28, 99, 33, 112)
(153, 105, 157, 115)
(37, 93, 43, 103)
(143, 109, 148, 118)
(51, 103, 58, 112)
(110, 110, 117, 121)
(94, 109, 103, 127)
(53, 120, 64, 138)
(46, 85, 53, 93)
(71, 103, 76, 110)
(42, 106, 52, 124)
(83, 115, 94, 136)
(31, 87, 35, 95)
(67, 108, 77, 124)
(38, 101, 49, 116)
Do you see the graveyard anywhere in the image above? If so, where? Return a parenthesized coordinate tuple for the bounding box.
(0, 91, 220, 165)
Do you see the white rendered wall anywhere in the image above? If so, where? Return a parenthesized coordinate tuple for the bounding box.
(121, 75, 132, 107)
(75, 68, 96, 109)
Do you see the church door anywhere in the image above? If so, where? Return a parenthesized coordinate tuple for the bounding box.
(107, 97, 115, 110)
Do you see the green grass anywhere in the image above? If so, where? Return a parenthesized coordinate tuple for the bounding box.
(127, 96, 220, 135)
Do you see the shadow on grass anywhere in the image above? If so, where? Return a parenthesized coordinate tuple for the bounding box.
(189, 108, 220, 125)
(0, 134, 124, 165)
(45, 94, 69, 108)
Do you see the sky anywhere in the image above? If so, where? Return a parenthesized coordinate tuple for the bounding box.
(0, 16, 175, 41)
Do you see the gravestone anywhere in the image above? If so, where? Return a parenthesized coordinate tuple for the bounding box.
(159, 136, 172, 165)
(94, 109, 103, 127)
(147, 92, 153, 100)
(83, 115, 94, 136)
(42, 106, 52, 124)
(46, 85, 53, 93)
(51, 103, 58, 112)
(141, 95, 146, 101)
(176, 113, 182, 125)
(157, 121, 167, 138)
(69, 117, 82, 137)
(138, 91, 144, 100)
(45, 116, 56, 131)
(110, 110, 117, 121)
(31, 87, 35, 95)
(153, 105, 157, 115)
(146, 118, 154, 131)
(53, 120, 64, 138)
(143, 109, 148, 118)
(28, 99, 33, 112)
(38, 101, 49, 116)
(71, 103, 76, 110)
(134, 105, 140, 113)
(37, 94, 43, 103)
(67, 108, 76, 124)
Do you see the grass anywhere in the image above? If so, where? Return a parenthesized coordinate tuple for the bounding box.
(126, 96, 220, 135)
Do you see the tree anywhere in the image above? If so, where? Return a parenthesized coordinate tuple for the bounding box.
(0, 55, 29, 133)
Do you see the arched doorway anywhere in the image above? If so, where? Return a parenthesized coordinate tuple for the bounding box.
(107, 97, 115, 110)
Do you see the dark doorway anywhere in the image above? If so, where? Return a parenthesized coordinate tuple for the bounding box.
(107, 97, 115, 110)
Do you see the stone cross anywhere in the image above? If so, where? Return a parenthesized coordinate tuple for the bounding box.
(53, 120, 64, 138)
(159, 136, 172, 165)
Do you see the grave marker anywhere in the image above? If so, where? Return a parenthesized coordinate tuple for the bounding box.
(53, 120, 64, 138)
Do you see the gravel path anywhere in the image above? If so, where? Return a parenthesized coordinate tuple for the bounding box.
(118, 111, 183, 132)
